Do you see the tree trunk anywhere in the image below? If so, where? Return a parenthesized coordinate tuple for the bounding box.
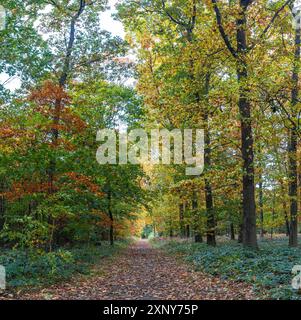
(205, 177, 215, 246)
(108, 189, 114, 246)
(236, 4, 257, 249)
(288, 129, 298, 246)
(238, 204, 243, 244)
(49, 218, 55, 252)
(259, 178, 264, 238)
(109, 221, 114, 246)
(271, 190, 276, 239)
(0, 181, 5, 232)
(285, 210, 290, 237)
(0, 195, 5, 232)
(288, 20, 300, 247)
(280, 179, 290, 236)
(230, 222, 235, 240)
(203, 74, 216, 246)
(192, 191, 203, 242)
(179, 203, 185, 238)
(186, 224, 190, 238)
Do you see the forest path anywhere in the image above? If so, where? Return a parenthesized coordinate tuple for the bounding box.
(18, 240, 255, 300)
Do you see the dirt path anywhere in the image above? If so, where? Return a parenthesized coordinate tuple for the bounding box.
(12, 240, 255, 300)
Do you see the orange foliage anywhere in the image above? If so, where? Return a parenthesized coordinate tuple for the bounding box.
(64, 172, 104, 197)
(2, 181, 50, 201)
(28, 80, 70, 106)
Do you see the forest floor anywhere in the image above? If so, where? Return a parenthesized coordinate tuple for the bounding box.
(4, 240, 255, 300)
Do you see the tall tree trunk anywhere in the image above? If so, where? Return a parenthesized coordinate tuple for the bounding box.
(212, 0, 291, 249)
(179, 203, 185, 238)
(280, 179, 290, 236)
(203, 74, 216, 246)
(289, 19, 300, 247)
(230, 222, 235, 240)
(169, 226, 173, 238)
(0, 180, 5, 232)
(212, 0, 257, 248)
(205, 177, 215, 245)
(108, 188, 114, 246)
(192, 191, 203, 242)
(238, 200, 243, 243)
(288, 129, 298, 246)
(186, 224, 190, 238)
(271, 189, 276, 239)
(285, 209, 291, 237)
(236, 4, 257, 249)
(259, 177, 264, 238)
(0, 195, 5, 232)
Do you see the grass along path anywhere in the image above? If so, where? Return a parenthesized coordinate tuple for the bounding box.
(9, 240, 255, 300)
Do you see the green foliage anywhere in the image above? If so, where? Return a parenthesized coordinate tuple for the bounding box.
(0, 241, 128, 288)
(154, 238, 301, 300)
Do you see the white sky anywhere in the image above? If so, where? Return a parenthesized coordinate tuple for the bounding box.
(0, 0, 126, 91)
(100, 0, 125, 38)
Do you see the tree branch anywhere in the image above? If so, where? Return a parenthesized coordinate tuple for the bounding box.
(161, 0, 188, 28)
(59, 0, 86, 86)
(211, 0, 238, 59)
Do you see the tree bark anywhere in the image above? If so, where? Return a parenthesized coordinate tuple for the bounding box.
(230, 222, 235, 240)
(203, 74, 216, 246)
(288, 19, 300, 247)
(0, 180, 5, 232)
(236, 3, 257, 249)
(186, 224, 190, 238)
(169, 227, 173, 238)
(192, 191, 203, 242)
(271, 189, 276, 239)
(0, 195, 5, 232)
(259, 177, 264, 238)
(212, 0, 258, 249)
(288, 128, 298, 246)
(108, 188, 114, 246)
(238, 200, 244, 243)
(285, 209, 291, 237)
(179, 203, 185, 238)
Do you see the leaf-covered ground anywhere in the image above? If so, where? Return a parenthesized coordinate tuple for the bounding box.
(2, 240, 255, 300)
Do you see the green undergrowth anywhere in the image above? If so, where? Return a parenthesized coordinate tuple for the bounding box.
(151, 237, 301, 300)
(0, 240, 130, 290)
